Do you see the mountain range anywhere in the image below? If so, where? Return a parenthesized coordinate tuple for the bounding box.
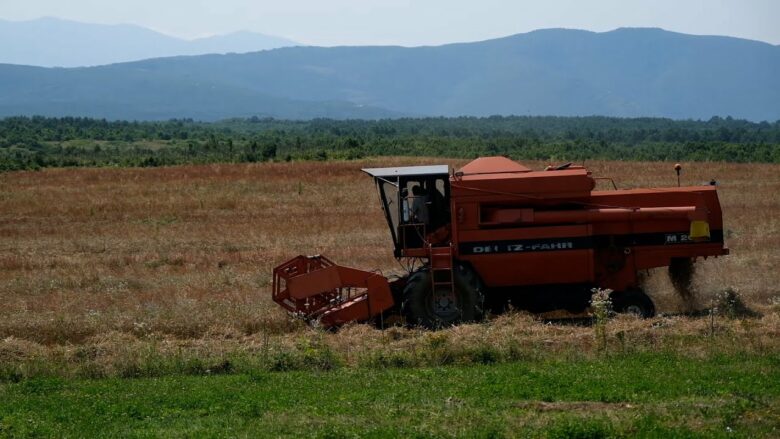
(0, 17, 298, 67)
(0, 25, 778, 121)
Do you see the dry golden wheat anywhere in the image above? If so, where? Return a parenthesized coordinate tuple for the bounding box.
(1, 159, 778, 378)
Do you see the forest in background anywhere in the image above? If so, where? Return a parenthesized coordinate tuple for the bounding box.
(1, 115, 779, 171)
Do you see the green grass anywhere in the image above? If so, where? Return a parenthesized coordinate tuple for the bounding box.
(1, 353, 778, 438)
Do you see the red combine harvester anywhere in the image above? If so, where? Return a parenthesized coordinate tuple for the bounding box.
(273, 157, 728, 328)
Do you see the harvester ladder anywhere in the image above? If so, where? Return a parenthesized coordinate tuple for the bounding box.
(428, 244, 455, 296)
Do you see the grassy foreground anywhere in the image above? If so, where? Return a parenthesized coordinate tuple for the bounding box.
(1, 353, 778, 438)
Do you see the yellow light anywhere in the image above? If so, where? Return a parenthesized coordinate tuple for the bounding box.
(690, 220, 710, 240)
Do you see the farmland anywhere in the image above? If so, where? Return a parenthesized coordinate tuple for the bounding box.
(1, 158, 780, 436)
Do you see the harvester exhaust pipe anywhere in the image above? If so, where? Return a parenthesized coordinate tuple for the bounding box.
(674, 163, 682, 187)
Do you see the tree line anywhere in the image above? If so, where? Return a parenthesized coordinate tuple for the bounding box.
(1, 115, 778, 171)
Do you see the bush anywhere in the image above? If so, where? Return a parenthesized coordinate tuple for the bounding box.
(714, 287, 756, 318)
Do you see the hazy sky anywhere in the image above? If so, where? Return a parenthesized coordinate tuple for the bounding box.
(1, 0, 778, 46)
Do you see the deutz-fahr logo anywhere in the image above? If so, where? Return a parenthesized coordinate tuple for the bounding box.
(472, 241, 574, 254)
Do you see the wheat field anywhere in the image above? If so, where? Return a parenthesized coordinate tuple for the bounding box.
(1, 158, 779, 378)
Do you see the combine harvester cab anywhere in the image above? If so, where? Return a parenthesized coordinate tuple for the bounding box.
(272, 157, 729, 328)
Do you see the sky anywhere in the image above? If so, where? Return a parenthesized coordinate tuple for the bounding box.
(1, 0, 778, 46)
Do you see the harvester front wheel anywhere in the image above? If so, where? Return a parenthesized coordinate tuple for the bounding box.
(611, 289, 655, 318)
(402, 263, 484, 329)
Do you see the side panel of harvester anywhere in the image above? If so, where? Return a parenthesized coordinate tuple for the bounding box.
(587, 187, 726, 291)
(449, 164, 728, 292)
(450, 167, 597, 287)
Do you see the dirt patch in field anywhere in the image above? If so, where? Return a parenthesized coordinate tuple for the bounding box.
(513, 401, 638, 412)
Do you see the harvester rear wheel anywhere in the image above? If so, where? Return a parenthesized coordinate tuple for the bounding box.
(611, 289, 655, 318)
(402, 263, 484, 329)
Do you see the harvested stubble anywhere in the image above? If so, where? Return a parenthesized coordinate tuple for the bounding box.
(1, 159, 779, 379)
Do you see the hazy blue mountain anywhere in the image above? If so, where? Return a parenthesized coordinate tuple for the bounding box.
(0, 28, 778, 121)
(0, 63, 396, 120)
(0, 17, 298, 67)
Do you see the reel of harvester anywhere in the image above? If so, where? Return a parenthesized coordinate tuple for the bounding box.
(272, 255, 394, 327)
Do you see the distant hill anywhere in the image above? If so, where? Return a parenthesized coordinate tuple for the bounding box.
(0, 17, 298, 67)
(0, 27, 778, 121)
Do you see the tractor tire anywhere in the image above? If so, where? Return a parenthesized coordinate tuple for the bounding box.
(402, 262, 484, 329)
(611, 289, 656, 318)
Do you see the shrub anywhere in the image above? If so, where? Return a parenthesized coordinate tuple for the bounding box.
(590, 288, 613, 351)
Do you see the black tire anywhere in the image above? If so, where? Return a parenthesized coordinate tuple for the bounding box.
(402, 262, 484, 329)
(611, 289, 656, 318)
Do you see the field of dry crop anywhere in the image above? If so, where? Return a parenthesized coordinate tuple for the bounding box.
(1, 158, 779, 379)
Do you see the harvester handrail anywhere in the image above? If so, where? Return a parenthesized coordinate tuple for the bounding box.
(593, 176, 618, 190)
(454, 169, 531, 177)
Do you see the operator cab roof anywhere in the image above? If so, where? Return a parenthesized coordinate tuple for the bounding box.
(362, 165, 449, 178)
